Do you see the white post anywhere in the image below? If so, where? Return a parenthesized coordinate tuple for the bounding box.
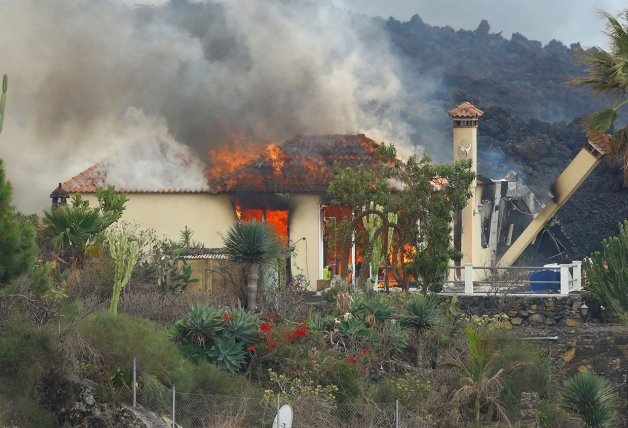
(395, 399, 400, 428)
(277, 394, 281, 428)
(572, 261, 582, 291)
(560, 264, 570, 295)
(132, 357, 136, 408)
(464, 263, 474, 294)
(172, 385, 176, 428)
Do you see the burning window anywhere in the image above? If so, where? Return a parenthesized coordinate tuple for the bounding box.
(235, 204, 289, 247)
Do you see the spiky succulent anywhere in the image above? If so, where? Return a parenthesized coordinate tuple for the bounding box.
(224, 308, 259, 346)
(560, 371, 619, 428)
(399, 294, 440, 333)
(223, 220, 282, 265)
(173, 305, 224, 348)
(208, 336, 247, 373)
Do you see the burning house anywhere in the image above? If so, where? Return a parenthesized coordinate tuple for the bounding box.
(60, 102, 608, 290)
(62, 134, 386, 289)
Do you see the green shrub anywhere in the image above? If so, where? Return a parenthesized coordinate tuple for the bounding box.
(373, 372, 431, 410)
(493, 331, 550, 421)
(0, 316, 59, 427)
(317, 361, 361, 403)
(78, 311, 253, 396)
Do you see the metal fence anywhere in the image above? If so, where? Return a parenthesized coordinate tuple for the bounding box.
(133, 363, 432, 428)
(140, 388, 430, 428)
(442, 261, 582, 295)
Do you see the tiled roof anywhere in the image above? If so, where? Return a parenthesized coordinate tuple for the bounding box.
(448, 102, 484, 118)
(213, 134, 383, 193)
(63, 134, 384, 194)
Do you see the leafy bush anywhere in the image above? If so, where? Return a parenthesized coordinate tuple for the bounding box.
(77, 311, 252, 396)
(559, 371, 619, 428)
(0, 316, 60, 427)
(583, 220, 628, 322)
(493, 330, 550, 421)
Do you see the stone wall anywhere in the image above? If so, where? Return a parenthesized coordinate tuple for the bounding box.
(441, 293, 593, 328)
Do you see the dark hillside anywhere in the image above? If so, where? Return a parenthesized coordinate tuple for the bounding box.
(386, 15, 612, 123)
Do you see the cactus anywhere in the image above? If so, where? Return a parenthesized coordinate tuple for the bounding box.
(0, 74, 7, 135)
(107, 232, 139, 316)
(362, 203, 398, 287)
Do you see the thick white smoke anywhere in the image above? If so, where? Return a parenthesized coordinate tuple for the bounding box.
(1, 0, 416, 211)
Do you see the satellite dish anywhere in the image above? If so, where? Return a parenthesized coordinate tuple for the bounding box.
(273, 404, 293, 428)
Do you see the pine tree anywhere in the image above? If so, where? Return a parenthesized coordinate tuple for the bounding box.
(0, 159, 36, 285)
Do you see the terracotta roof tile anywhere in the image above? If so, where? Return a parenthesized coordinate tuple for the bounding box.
(63, 134, 384, 194)
(448, 102, 484, 118)
(214, 134, 383, 193)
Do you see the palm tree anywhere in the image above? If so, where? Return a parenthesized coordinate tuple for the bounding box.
(572, 10, 628, 184)
(43, 205, 114, 266)
(449, 328, 513, 428)
(560, 371, 620, 428)
(398, 294, 439, 366)
(223, 220, 281, 313)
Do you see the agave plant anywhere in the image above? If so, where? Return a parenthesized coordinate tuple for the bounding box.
(208, 336, 247, 373)
(172, 305, 224, 348)
(224, 220, 282, 313)
(379, 320, 408, 355)
(560, 371, 619, 428)
(338, 318, 370, 347)
(224, 308, 259, 347)
(307, 312, 335, 332)
(365, 294, 394, 326)
(398, 294, 440, 366)
(348, 292, 368, 319)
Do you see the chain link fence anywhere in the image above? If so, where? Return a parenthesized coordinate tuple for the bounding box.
(138, 377, 432, 427)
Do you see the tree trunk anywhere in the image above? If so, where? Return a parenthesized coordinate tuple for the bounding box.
(247, 263, 259, 313)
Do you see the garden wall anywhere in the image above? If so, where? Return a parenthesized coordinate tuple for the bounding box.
(441, 293, 592, 327)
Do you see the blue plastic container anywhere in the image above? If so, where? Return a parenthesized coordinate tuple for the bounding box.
(529, 270, 560, 292)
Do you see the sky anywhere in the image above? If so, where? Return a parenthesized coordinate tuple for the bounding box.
(332, 0, 626, 49)
(124, 0, 625, 48)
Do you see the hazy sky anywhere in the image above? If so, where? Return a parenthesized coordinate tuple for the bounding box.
(125, 0, 625, 48)
(333, 0, 625, 49)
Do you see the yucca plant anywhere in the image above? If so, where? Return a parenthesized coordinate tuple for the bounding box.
(399, 294, 439, 366)
(348, 292, 368, 319)
(224, 220, 282, 313)
(224, 308, 259, 347)
(208, 336, 247, 374)
(560, 371, 620, 428)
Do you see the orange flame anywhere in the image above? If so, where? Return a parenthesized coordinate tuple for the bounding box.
(234, 203, 242, 221)
(208, 132, 263, 179)
(266, 144, 286, 175)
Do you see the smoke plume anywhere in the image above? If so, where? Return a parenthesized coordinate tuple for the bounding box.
(0, 0, 431, 211)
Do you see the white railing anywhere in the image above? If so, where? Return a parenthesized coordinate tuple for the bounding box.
(443, 261, 582, 295)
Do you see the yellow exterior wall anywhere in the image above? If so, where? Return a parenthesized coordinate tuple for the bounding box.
(81, 192, 323, 291)
(81, 193, 237, 247)
(288, 194, 323, 290)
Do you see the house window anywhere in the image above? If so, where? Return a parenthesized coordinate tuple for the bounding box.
(237, 207, 289, 247)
